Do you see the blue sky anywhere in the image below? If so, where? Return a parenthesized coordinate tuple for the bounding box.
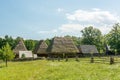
(0, 0, 120, 40)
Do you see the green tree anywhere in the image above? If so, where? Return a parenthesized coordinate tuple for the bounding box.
(0, 37, 3, 49)
(72, 36, 81, 46)
(64, 35, 81, 46)
(45, 38, 52, 46)
(4, 35, 16, 49)
(21, 53, 26, 58)
(81, 26, 102, 52)
(106, 23, 120, 54)
(0, 43, 15, 67)
(25, 39, 38, 51)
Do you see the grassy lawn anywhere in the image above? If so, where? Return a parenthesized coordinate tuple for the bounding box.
(0, 58, 120, 80)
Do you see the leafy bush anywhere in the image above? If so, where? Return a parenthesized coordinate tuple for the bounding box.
(21, 53, 25, 58)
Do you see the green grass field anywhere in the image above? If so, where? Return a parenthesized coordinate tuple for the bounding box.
(0, 58, 120, 80)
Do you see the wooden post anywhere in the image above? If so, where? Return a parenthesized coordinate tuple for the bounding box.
(75, 54, 79, 62)
(90, 57, 94, 63)
(63, 53, 65, 60)
(52, 55, 54, 62)
(47, 53, 50, 61)
(5, 58, 8, 67)
(110, 56, 114, 65)
(90, 53, 94, 63)
(65, 55, 68, 62)
(58, 55, 60, 61)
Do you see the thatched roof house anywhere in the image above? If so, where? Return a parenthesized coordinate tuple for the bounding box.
(78, 45, 98, 54)
(13, 39, 27, 55)
(34, 40, 48, 57)
(49, 37, 79, 54)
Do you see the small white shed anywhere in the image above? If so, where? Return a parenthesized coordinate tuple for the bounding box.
(33, 54, 37, 58)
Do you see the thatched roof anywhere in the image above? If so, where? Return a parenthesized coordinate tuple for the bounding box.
(78, 45, 98, 54)
(13, 39, 27, 54)
(34, 40, 48, 54)
(50, 37, 79, 54)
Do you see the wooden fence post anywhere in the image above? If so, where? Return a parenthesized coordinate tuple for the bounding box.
(110, 56, 114, 65)
(90, 57, 94, 63)
(90, 53, 94, 63)
(52, 55, 54, 62)
(65, 55, 68, 62)
(58, 56, 60, 62)
(75, 55, 79, 62)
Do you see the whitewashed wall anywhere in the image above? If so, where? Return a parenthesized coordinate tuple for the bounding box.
(19, 51, 33, 58)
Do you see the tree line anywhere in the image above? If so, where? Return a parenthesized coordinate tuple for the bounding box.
(0, 23, 120, 54)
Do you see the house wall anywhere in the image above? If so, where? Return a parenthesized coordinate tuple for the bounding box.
(19, 51, 33, 58)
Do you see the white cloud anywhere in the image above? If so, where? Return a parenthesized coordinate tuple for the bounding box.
(59, 9, 120, 35)
(38, 9, 120, 38)
(66, 9, 120, 24)
(37, 24, 113, 38)
(59, 24, 84, 33)
(57, 8, 64, 13)
(92, 8, 101, 11)
(97, 24, 113, 34)
(58, 23, 113, 36)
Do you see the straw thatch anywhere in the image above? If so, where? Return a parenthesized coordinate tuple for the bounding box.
(34, 40, 48, 54)
(49, 37, 79, 54)
(78, 45, 98, 54)
(13, 39, 27, 55)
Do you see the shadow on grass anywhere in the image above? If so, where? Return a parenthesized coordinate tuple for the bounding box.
(0, 65, 6, 68)
(0, 66, 3, 68)
(0, 62, 6, 68)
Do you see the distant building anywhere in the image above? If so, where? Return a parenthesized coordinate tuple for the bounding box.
(48, 37, 79, 57)
(34, 40, 48, 57)
(13, 39, 28, 58)
(78, 45, 99, 56)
